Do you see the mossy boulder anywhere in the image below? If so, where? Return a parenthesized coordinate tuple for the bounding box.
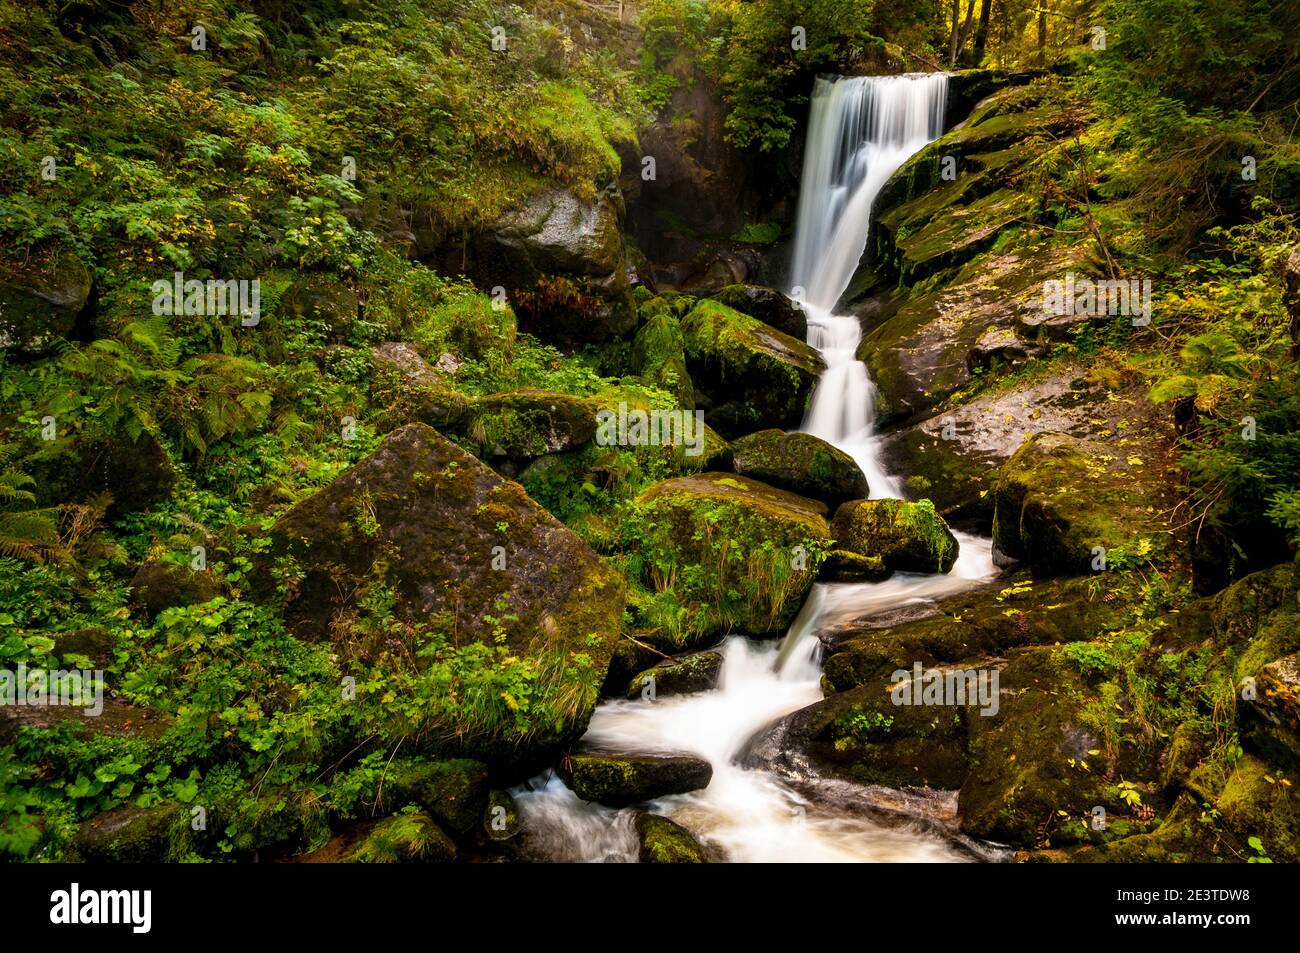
(744, 675, 971, 789)
(817, 549, 892, 583)
(600, 637, 665, 697)
(731, 429, 868, 507)
(128, 560, 223, 619)
(822, 575, 1129, 692)
(267, 423, 625, 772)
(830, 498, 958, 574)
(71, 802, 190, 863)
(958, 647, 1160, 849)
(631, 310, 694, 408)
(0, 242, 91, 355)
(460, 390, 597, 464)
(382, 759, 490, 836)
(708, 284, 807, 340)
(560, 753, 713, 807)
(25, 429, 176, 517)
(347, 812, 457, 863)
(635, 812, 709, 863)
(626, 650, 724, 699)
(622, 473, 831, 643)
(680, 300, 823, 437)
(483, 789, 523, 841)
(991, 431, 1168, 575)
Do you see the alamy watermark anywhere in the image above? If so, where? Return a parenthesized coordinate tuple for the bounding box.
(889, 662, 1000, 716)
(1041, 271, 1152, 326)
(0, 664, 104, 716)
(595, 402, 706, 457)
(151, 271, 260, 326)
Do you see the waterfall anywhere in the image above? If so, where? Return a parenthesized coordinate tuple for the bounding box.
(514, 73, 1000, 864)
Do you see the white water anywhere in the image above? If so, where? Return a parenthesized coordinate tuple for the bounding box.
(515, 73, 1000, 862)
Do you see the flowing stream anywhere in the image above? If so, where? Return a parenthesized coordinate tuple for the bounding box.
(514, 73, 1000, 862)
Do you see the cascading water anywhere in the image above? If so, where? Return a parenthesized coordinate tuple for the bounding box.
(514, 74, 999, 862)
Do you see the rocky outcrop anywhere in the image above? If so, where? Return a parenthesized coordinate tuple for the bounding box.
(0, 242, 92, 355)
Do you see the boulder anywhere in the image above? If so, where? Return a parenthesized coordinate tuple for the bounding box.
(731, 429, 868, 507)
(626, 650, 724, 699)
(817, 549, 892, 583)
(708, 285, 807, 340)
(371, 342, 443, 387)
(380, 759, 489, 836)
(129, 560, 223, 619)
(347, 812, 456, 863)
(267, 423, 625, 771)
(622, 473, 831, 644)
(0, 242, 91, 355)
(460, 390, 597, 464)
(483, 789, 523, 842)
(71, 803, 188, 863)
(830, 499, 959, 574)
(680, 300, 823, 437)
(631, 308, 694, 408)
(991, 431, 1169, 574)
(635, 812, 709, 863)
(560, 753, 713, 807)
(26, 429, 176, 517)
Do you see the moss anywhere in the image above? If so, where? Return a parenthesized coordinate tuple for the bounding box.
(348, 811, 456, 863)
(635, 812, 708, 863)
(631, 311, 694, 409)
(561, 753, 713, 808)
(384, 759, 489, 835)
(462, 389, 596, 461)
(626, 649, 723, 699)
(830, 498, 958, 574)
(622, 473, 831, 643)
(817, 550, 891, 583)
(483, 789, 522, 841)
(70, 802, 193, 862)
(730, 429, 868, 507)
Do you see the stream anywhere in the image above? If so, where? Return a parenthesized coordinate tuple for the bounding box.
(514, 73, 1002, 862)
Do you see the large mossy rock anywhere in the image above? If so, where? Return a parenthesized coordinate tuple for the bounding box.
(991, 431, 1168, 575)
(459, 389, 597, 465)
(958, 647, 1160, 849)
(731, 429, 868, 508)
(0, 242, 92, 355)
(744, 675, 971, 789)
(708, 284, 807, 340)
(635, 812, 709, 863)
(830, 498, 958, 574)
(560, 753, 713, 807)
(71, 803, 189, 862)
(622, 473, 831, 644)
(128, 560, 223, 619)
(380, 759, 490, 836)
(268, 423, 624, 771)
(821, 575, 1129, 693)
(347, 812, 457, 863)
(631, 307, 695, 408)
(25, 429, 177, 517)
(679, 300, 823, 437)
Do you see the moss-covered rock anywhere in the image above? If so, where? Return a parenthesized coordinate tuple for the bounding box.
(0, 241, 91, 355)
(708, 284, 807, 340)
(631, 308, 694, 408)
(830, 498, 958, 574)
(347, 811, 457, 863)
(560, 753, 713, 807)
(635, 812, 709, 863)
(622, 472, 831, 643)
(25, 429, 176, 517)
(461, 389, 597, 463)
(483, 789, 523, 841)
(991, 431, 1169, 575)
(267, 423, 625, 772)
(626, 650, 724, 699)
(680, 300, 823, 437)
(71, 802, 191, 863)
(382, 759, 490, 836)
(128, 560, 223, 619)
(731, 429, 868, 507)
(744, 675, 971, 789)
(817, 549, 892, 583)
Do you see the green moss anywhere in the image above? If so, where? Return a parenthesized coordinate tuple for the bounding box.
(635, 813, 708, 863)
(830, 498, 958, 574)
(348, 811, 456, 863)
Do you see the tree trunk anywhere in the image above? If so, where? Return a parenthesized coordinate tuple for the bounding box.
(1037, 3, 1048, 68)
(957, 0, 978, 64)
(948, 0, 962, 67)
(973, 0, 993, 64)
(1284, 246, 1300, 361)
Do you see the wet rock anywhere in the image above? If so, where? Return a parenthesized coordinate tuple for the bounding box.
(631, 305, 695, 408)
(626, 650, 724, 699)
(966, 325, 1044, 373)
(623, 473, 831, 644)
(71, 802, 189, 862)
(635, 812, 709, 863)
(483, 789, 523, 842)
(680, 300, 823, 437)
(731, 429, 868, 508)
(817, 549, 892, 583)
(381, 759, 489, 836)
(830, 498, 959, 574)
(560, 753, 713, 807)
(347, 812, 456, 863)
(708, 284, 806, 340)
(0, 242, 91, 355)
